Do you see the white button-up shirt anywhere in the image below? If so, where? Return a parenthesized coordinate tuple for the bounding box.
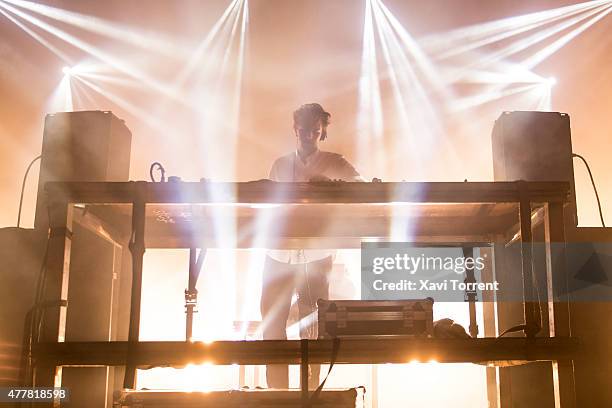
(268, 149, 363, 263)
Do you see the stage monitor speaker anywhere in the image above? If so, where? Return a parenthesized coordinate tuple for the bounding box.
(491, 110, 577, 227)
(491, 111, 577, 407)
(27, 110, 131, 406)
(34, 110, 131, 230)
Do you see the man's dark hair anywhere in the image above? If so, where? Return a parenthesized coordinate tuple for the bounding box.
(293, 103, 331, 128)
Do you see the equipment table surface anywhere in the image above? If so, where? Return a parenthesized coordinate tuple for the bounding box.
(46, 181, 570, 248)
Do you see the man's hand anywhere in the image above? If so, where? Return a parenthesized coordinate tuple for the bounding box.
(308, 174, 332, 182)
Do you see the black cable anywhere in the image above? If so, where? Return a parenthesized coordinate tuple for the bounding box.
(531, 256, 543, 337)
(17, 155, 42, 228)
(498, 324, 530, 338)
(20, 231, 50, 387)
(310, 338, 340, 403)
(573, 153, 606, 227)
(497, 250, 543, 339)
(19, 308, 35, 386)
(149, 161, 166, 182)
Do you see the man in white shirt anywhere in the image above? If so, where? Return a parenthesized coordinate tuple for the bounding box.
(262, 103, 363, 389)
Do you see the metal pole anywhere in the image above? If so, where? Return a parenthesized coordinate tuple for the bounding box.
(185, 247, 197, 341)
(123, 181, 147, 389)
(517, 181, 539, 338)
(462, 246, 479, 338)
(301, 339, 309, 407)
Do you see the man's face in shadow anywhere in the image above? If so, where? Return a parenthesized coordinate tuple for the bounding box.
(294, 119, 323, 153)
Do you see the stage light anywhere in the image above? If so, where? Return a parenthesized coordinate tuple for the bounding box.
(1, 0, 250, 142)
(61, 66, 71, 75)
(376, 0, 448, 98)
(2, 0, 189, 59)
(366, 0, 453, 174)
(356, 0, 383, 176)
(174, 0, 242, 85)
(0, 1, 232, 111)
(450, 83, 542, 111)
(446, 4, 607, 84)
(46, 70, 74, 112)
(414, 0, 611, 111)
(0, 0, 181, 101)
(521, 3, 612, 69)
(534, 79, 554, 111)
(233, 0, 248, 114)
(71, 75, 167, 132)
(421, 0, 611, 56)
(0, 6, 71, 63)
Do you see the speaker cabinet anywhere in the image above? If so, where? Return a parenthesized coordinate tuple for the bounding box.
(34, 110, 131, 229)
(24, 111, 132, 406)
(491, 111, 577, 407)
(492, 111, 577, 226)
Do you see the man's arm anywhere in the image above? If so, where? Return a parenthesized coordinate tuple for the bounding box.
(269, 159, 280, 181)
(338, 156, 365, 182)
